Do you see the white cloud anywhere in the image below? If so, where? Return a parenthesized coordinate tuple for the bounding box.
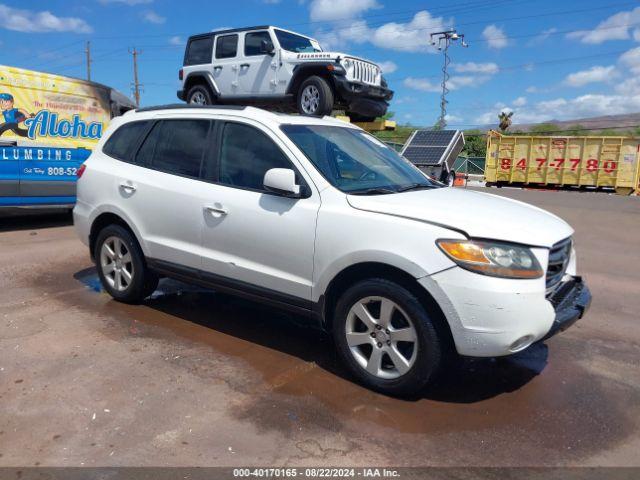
(142, 10, 165, 24)
(527, 27, 557, 46)
(403, 74, 491, 92)
(376, 60, 397, 74)
(315, 10, 451, 53)
(619, 46, 640, 73)
(169, 36, 185, 46)
(512, 96, 527, 107)
(474, 93, 640, 125)
(309, 0, 380, 22)
(403, 77, 440, 93)
(526, 86, 539, 94)
(99, 0, 152, 4)
(451, 62, 499, 75)
(567, 7, 640, 44)
(564, 65, 617, 87)
(0, 4, 92, 33)
(483, 24, 508, 49)
(444, 113, 462, 123)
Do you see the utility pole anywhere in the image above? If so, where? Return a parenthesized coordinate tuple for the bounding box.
(85, 41, 92, 81)
(129, 47, 143, 106)
(430, 29, 468, 129)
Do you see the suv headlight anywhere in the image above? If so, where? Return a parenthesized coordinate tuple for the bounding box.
(436, 239, 543, 279)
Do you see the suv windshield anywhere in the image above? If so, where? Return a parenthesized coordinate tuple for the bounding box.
(281, 125, 436, 194)
(275, 29, 322, 53)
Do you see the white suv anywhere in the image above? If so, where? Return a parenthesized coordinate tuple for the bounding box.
(74, 105, 591, 395)
(177, 26, 393, 121)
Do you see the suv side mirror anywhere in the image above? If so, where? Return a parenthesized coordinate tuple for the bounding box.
(264, 168, 301, 197)
(260, 39, 275, 56)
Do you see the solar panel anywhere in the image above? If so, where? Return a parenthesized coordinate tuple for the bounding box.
(401, 129, 465, 167)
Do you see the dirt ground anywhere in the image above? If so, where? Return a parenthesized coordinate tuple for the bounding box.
(1, 188, 639, 467)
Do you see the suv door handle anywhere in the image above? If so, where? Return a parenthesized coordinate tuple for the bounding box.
(204, 205, 228, 216)
(119, 182, 136, 193)
(240, 63, 250, 68)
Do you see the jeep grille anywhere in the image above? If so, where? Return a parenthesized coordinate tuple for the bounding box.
(546, 237, 572, 292)
(346, 59, 381, 86)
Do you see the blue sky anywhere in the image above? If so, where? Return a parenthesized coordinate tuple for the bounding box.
(2, 0, 640, 128)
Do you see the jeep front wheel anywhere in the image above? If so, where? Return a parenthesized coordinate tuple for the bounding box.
(187, 85, 213, 105)
(297, 76, 333, 117)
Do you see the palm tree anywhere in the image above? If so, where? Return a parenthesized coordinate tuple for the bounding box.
(498, 111, 513, 132)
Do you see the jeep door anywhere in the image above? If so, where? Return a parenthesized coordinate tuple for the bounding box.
(238, 30, 278, 97)
(212, 34, 241, 98)
(200, 120, 319, 301)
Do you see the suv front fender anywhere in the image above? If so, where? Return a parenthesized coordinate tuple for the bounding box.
(285, 62, 344, 95)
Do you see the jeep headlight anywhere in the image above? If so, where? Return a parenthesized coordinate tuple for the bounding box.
(342, 59, 353, 71)
(436, 239, 543, 279)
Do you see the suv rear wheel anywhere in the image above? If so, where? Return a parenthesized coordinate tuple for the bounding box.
(187, 84, 213, 105)
(95, 224, 158, 304)
(297, 76, 333, 117)
(332, 278, 443, 396)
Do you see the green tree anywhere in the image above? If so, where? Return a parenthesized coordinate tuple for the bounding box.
(461, 129, 487, 158)
(565, 124, 586, 136)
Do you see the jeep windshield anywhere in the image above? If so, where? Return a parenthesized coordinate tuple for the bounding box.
(281, 124, 436, 194)
(275, 29, 322, 53)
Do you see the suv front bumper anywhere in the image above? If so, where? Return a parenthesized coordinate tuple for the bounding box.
(332, 76, 394, 117)
(542, 276, 592, 340)
(421, 268, 591, 357)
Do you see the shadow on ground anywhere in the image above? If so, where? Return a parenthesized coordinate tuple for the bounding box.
(74, 267, 547, 404)
(0, 211, 72, 232)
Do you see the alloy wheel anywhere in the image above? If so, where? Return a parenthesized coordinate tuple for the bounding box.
(189, 92, 207, 105)
(300, 85, 320, 114)
(100, 236, 134, 292)
(345, 296, 418, 379)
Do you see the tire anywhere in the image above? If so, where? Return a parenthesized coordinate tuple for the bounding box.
(186, 84, 213, 105)
(332, 278, 443, 396)
(442, 170, 455, 187)
(94, 224, 158, 304)
(297, 76, 334, 117)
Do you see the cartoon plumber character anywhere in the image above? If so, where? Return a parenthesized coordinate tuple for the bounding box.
(0, 93, 34, 138)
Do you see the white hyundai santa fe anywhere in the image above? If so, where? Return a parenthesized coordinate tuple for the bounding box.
(74, 105, 591, 395)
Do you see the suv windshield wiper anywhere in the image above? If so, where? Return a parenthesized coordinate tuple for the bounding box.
(396, 183, 435, 193)
(348, 187, 398, 195)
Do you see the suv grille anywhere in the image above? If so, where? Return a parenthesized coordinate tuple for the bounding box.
(547, 237, 572, 292)
(348, 59, 380, 86)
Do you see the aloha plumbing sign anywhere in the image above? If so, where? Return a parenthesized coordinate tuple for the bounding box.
(25, 110, 103, 140)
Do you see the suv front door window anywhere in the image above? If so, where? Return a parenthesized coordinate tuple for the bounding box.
(238, 31, 278, 96)
(200, 121, 319, 300)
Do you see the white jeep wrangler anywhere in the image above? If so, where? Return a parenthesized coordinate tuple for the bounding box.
(177, 26, 393, 121)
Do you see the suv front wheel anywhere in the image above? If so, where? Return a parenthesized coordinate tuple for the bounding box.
(94, 224, 159, 304)
(333, 278, 443, 396)
(297, 76, 333, 117)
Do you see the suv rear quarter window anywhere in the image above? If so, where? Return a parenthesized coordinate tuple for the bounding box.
(136, 119, 211, 178)
(185, 37, 213, 65)
(102, 121, 150, 162)
(216, 34, 238, 59)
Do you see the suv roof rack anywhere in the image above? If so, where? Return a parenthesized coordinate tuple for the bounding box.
(135, 104, 247, 113)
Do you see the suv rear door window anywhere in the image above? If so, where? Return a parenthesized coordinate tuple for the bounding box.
(136, 119, 211, 178)
(244, 31, 271, 56)
(185, 37, 213, 65)
(215, 34, 238, 59)
(219, 122, 292, 191)
(103, 121, 150, 162)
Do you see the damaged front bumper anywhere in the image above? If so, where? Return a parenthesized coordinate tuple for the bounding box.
(543, 276, 592, 340)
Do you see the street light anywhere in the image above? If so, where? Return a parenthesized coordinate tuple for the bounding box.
(430, 29, 468, 129)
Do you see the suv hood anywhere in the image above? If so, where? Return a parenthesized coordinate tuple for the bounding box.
(346, 187, 573, 248)
(294, 51, 378, 66)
